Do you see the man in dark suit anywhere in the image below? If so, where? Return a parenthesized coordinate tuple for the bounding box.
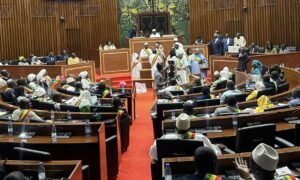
(221, 33, 234, 54)
(46, 52, 58, 63)
(249, 43, 259, 53)
(58, 50, 70, 61)
(209, 32, 222, 55)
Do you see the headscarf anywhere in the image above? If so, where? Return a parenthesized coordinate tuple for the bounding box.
(36, 69, 47, 81)
(220, 67, 231, 80)
(255, 95, 275, 113)
(28, 74, 36, 82)
(131, 53, 139, 63)
(251, 60, 263, 75)
(80, 90, 97, 105)
(79, 71, 88, 79)
(33, 86, 46, 97)
(66, 77, 75, 84)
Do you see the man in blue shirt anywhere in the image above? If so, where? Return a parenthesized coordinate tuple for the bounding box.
(288, 89, 300, 107)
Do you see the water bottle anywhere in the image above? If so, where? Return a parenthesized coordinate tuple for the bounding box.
(67, 110, 72, 121)
(98, 98, 101, 106)
(122, 87, 125, 94)
(110, 87, 113, 95)
(50, 110, 55, 121)
(85, 121, 92, 137)
(165, 163, 172, 180)
(38, 162, 46, 180)
(205, 114, 210, 130)
(171, 112, 176, 120)
(232, 113, 238, 130)
(51, 124, 57, 143)
(8, 120, 13, 136)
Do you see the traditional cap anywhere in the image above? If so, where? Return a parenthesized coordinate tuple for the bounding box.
(252, 143, 279, 171)
(175, 113, 191, 131)
(33, 86, 46, 97)
(195, 48, 200, 51)
(174, 37, 178, 41)
(144, 42, 149, 45)
(28, 74, 36, 82)
(36, 69, 47, 81)
(79, 71, 88, 79)
(152, 29, 156, 32)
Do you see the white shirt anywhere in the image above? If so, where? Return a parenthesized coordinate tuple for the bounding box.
(139, 48, 153, 59)
(234, 36, 247, 47)
(150, 33, 161, 38)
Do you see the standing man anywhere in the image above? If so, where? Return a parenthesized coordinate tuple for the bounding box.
(139, 42, 153, 59)
(46, 52, 58, 63)
(234, 32, 247, 47)
(209, 32, 222, 55)
(154, 63, 167, 94)
(221, 33, 234, 54)
(155, 42, 165, 59)
(176, 52, 189, 83)
(149, 49, 163, 79)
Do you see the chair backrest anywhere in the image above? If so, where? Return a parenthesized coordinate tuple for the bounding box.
(156, 139, 203, 160)
(264, 105, 290, 112)
(30, 99, 55, 111)
(13, 147, 52, 161)
(257, 88, 275, 98)
(194, 98, 220, 107)
(90, 106, 116, 113)
(235, 123, 276, 152)
(216, 80, 227, 90)
(277, 82, 289, 94)
(57, 87, 80, 96)
(191, 86, 202, 94)
(295, 123, 300, 146)
(234, 93, 247, 102)
(60, 104, 80, 112)
(170, 90, 184, 96)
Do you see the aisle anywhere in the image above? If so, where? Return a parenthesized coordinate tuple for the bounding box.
(117, 90, 155, 180)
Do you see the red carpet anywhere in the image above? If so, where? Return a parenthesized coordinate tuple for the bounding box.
(96, 73, 132, 88)
(117, 90, 154, 180)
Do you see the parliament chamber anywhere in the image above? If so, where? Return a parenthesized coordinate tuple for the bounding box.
(0, 0, 300, 180)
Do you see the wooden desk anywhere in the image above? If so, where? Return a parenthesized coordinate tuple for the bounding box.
(0, 122, 107, 180)
(0, 61, 96, 82)
(129, 37, 174, 56)
(98, 48, 131, 75)
(1, 160, 82, 180)
(162, 146, 300, 177)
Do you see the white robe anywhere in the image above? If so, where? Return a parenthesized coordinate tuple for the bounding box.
(81, 79, 91, 89)
(150, 33, 160, 38)
(139, 48, 153, 59)
(132, 60, 147, 94)
(176, 56, 189, 83)
(149, 54, 163, 79)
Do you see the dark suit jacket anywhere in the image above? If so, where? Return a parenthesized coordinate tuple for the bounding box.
(46, 56, 58, 63)
(237, 53, 249, 72)
(210, 38, 222, 55)
(221, 38, 234, 54)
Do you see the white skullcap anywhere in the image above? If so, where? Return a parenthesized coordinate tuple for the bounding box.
(36, 69, 47, 81)
(27, 74, 36, 82)
(33, 86, 46, 97)
(152, 29, 156, 32)
(175, 113, 191, 131)
(174, 37, 178, 41)
(252, 143, 279, 171)
(144, 42, 149, 45)
(79, 71, 88, 79)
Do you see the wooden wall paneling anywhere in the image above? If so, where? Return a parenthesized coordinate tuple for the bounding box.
(189, 0, 300, 50)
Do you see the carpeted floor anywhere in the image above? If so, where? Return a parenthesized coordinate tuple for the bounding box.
(117, 90, 154, 180)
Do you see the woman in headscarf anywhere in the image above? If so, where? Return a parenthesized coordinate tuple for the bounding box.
(62, 76, 76, 91)
(250, 60, 263, 75)
(254, 95, 275, 113)
(78, 90, 97, 112)
(33, 83, 47, 101)
(220, 67, 232, 80)
(36, 69, 52, 87)
(131, 53, 147, 94)
(27, 73, 38, 91)
(78, 71, 92, 89)
(246, 81, 265, 102)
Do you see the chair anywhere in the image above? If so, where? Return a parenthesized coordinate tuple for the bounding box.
(169, 90, 184, 96)
(30, 99, 55, 111)
(257, 88, 275, 98)
(105, 135, 119, 180)
(191, 86, 203, 94)
(151, 139, 203, 180)
(234, 93, 247, 102)
(13, 147, 52, 161)
(235, 124, 276, 152)
(277, 82, 289, 94)
(194, 98, 220, 107)
(60, 104, 80, 112)
(264, 105, 290, 112)
(295, 123, 300, 146)
(90, 106, 116, 113)
(215, 80, 227, 90)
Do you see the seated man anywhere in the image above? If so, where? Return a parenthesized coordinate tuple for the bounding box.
(220, 80, 242, 104)
(183, 102, 196, 119)
(163, 78, 184, 93)
(213, 96, 240, 116)
(59, 50, 70, 61)
(67, 53, 80, 65)
(234, 143, 296, 180)
(78, 71, 92, 90)
(95, 81, 111, 98)
(12, 97, 44, 122)
(210, 71, 222, 92)
(187, 78, 202, 94)
(103, 40, 116, 50)
(195, 86, 213, 101)
(149, 113, 221, 161)
(176, 147, 230, 180)
(2, 80, 16, 102)
(150, 29, 160, 38)
(270, 71, 283, 87)
(74, 81, 83, 93)
(288, 88, 300, 107)
(262, 75, 276, 90)
(46, 52, 58, 63)
(3, 171, 27, 180)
